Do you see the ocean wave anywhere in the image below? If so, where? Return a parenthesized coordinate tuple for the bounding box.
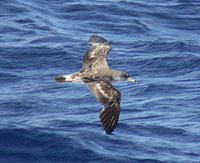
(1, 0, 200, 162)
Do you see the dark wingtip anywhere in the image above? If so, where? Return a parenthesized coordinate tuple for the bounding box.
(99, 106, 119, 134)
(89, 35, 109, 45)
(55, 76, 66, 82)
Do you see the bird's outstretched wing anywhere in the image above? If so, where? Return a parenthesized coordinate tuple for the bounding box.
(81, 35, 112, 72)
(87, 80, 121, 134)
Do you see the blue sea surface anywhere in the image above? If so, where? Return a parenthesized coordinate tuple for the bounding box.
(1, 0, 200, 162)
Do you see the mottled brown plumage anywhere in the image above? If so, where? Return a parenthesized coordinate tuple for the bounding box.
(81, 36, 111, 72)
(55, 35, 137, 134)
(88, 81, 120, 134)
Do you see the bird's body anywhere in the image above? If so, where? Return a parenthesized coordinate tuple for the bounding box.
(55, 35, 136, 134)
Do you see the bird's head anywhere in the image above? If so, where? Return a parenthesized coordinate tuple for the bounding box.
(120, 72, 137, 83)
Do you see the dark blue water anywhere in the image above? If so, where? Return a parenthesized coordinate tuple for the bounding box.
(1, 0, 200, 162)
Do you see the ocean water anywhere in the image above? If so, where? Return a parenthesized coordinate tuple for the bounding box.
(1, 0, 200, 162)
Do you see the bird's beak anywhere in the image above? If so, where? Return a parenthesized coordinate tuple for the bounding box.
(127, 77, 137, 83)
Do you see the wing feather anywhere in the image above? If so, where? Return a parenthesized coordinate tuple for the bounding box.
(81, 35, 112, 72)
(87, 80, 121, 134)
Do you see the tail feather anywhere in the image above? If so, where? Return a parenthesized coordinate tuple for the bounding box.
(55, 72, 82, 83)
(55, 75, 67, 82)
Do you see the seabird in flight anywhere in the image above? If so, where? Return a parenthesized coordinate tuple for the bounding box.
(55, 35, 137, 134)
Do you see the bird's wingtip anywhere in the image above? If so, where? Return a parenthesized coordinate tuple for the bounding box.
(99, 105, 119, 134)
(89, 35, 109, 45)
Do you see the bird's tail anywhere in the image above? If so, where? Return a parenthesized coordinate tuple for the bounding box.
(55, 72, 82, 83)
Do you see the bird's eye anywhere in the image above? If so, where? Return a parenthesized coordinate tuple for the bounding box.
(123, 74, 129, 78)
